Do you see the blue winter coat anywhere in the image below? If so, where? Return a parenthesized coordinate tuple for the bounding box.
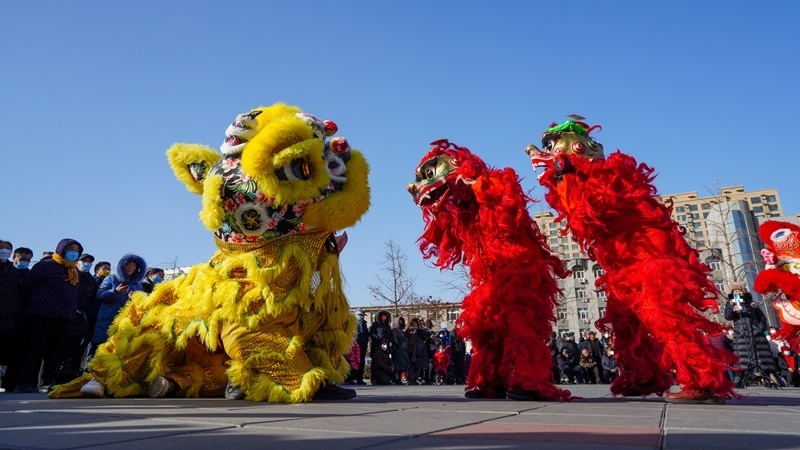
(19, 238, 84, 321)
(92, 254, 146, 344)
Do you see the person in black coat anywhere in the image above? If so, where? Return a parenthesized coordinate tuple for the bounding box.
(351, 308, 369, 385)
(557, 348, 580, 384)
(371, 338, 395, 385)
(0, 240, 22, 389)
(560, 332, 580, 365)
(369, 310, 392, 358)
(450, 326, 467, 384)
(724, 282, 780, 387)
(579, 331, 604, 361)
(15, 238, 84, 393)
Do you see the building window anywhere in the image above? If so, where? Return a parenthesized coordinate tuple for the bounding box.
(550, 230, 557, 236)
(598, 307, 606, 318)
(676, 206, 685, 213)
(691, 213, 700, 220)
(714, 281, 725, 292)
(447, 310, 459, 322)
(573, 269, 585, 280)
(701, 203, 710, 210)
(561, 237, 569, 244)
(572, 252, 581, 259)
(549, 223, 556, 228)
(597, 290, 607, 300)
(693, 231, 704, 239)
(578, 308, 589, 323)
(693, 222, 702, 229)
(766, 195, 776, 202)
(707, 259, 721, 270)
(688, 204, 698, 211)
(753, 206, 764, 213)
(561, 245, 570, 252)
(703, 212, 709, 219)
(769, 204, 779, 211)
(593, 265, 604, 278)
(575, 287, 587, 299)
(751, 197, 762, 204)
(550, 238, 558, 246)
(677, 214, 687, 221)
(557, 309, 567, 320)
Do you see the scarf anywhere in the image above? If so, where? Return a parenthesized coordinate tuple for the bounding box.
(52, 253, 79, 286)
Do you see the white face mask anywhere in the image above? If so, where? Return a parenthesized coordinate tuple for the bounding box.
(785, 351, 791, 355)
(380, 345, 388, 351)
(609, 351, 614, 356)
(0, 249, 11, 261)
(770, 330, 777, 335)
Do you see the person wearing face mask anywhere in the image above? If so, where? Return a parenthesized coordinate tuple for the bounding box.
(12, 247, 33, 279)
(142, 268, 165, 294)
(72, 254, 100, 367)
(601, 346, 618, 384)
(93, 261, 111, 284)
(14, 238, 84, 393)
(371, 338, 395, 385)
(0, 240, 22, 391)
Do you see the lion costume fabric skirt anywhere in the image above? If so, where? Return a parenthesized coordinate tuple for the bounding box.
(50, 230, 355, 403)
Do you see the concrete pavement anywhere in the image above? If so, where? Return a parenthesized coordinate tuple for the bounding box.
(1, 384, 799, 449)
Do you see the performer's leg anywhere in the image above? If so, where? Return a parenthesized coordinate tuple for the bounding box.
(222, 321, 325, 403)
(607, 303, 672, 396)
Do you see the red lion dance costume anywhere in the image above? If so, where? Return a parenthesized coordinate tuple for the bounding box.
(526, 119, 737, 404)
(408, 139, 572, 401)
(755, 221, 800, 350)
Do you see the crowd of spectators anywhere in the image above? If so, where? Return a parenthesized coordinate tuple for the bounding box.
(3, 237, 799, 394)
(0, 238, 164, 393)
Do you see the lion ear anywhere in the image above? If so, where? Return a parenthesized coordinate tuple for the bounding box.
(166, 143, 221, 195)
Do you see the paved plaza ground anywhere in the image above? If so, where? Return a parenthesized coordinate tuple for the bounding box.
(1, 384, 799, 450)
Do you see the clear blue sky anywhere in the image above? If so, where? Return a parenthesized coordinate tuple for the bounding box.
(2, 1, 798, 307)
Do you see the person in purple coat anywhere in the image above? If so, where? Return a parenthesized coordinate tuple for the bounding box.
(15, 238, 84, 393)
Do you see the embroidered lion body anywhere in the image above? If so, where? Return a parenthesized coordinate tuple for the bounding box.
(51, 103, 370, 402)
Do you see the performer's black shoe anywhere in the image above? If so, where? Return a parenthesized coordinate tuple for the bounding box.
(464, 385, 506, 399)
(506, 389, 545, 401)
(313, 382, 357, 401)
(225, 381, 246, 400)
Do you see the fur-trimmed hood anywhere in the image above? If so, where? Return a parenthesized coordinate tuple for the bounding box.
(115, 254, 147, 284)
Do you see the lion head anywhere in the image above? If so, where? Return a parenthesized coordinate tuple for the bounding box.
(759, 220, 800, 325)
(525, 117, 604, 179)
(167, 103, 370, 246)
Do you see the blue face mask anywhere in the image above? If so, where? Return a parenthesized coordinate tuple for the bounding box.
(15, 261, 30, 270)
(65, 251, 80, 262)
(152, 276, 163, 284)
(79, 261, 92, 272)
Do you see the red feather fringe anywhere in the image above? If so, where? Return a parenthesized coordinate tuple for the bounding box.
(417, 145, 573, 400)
(539, 151, 738, 399)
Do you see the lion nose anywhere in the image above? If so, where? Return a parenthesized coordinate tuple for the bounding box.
(407, 183, 418, 198)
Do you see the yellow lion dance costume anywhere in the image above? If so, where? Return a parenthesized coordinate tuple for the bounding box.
(50, 103, 370, 402)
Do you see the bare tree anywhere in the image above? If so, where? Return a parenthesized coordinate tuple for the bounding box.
(367, 239, 415, 317)
(435, 264, 471, 298)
